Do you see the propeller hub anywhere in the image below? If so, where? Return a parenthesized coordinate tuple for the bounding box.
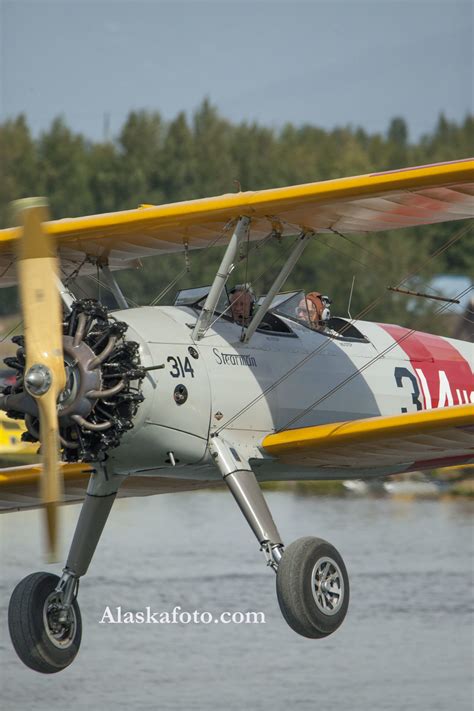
(25, 364, 52, 396)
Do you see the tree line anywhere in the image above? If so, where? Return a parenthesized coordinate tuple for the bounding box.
(0, 101, 472, 332)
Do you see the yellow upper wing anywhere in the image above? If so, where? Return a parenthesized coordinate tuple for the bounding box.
(262, 404, 474, 472)
(0, 159, 472, 287)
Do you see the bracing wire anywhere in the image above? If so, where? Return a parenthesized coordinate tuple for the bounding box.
(214, 222, 471, 434)
(0, 319, 23, 345)
(278, 283, 473, 432)
(60, 263, 141, 309)
(322, 224, 474, 328)
(148, 220, 238, 307)
(148, 225, 285, 309)
(197, 232, 304, 335)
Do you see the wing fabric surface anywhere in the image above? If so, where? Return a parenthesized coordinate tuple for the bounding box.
(0, 159, 472, 286)
(2, 404, 472, 511)
(262, 405, 474, 471)
(0, 462, 221, 513)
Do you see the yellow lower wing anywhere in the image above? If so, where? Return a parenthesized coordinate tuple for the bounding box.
(262, 405, 474, 471)
(0, 462, 221, 513)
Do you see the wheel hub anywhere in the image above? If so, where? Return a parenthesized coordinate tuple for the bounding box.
(43, 593, 77, 649)
(311, 556, 344, 616)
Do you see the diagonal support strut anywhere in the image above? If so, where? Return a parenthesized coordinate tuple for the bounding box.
(192, 216, 250, 341)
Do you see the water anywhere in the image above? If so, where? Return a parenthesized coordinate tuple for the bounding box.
(1, 490, 473, 711)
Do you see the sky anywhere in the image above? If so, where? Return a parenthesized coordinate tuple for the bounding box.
(0, 0, 472, 142)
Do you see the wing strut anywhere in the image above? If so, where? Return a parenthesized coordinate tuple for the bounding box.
(242, 231, 312, 342)
(192, 216, 250, 340)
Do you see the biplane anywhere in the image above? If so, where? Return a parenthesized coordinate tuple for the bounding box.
(0, 159, 472, 673)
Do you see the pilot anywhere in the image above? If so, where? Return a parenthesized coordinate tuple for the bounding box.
(295, 292, 331, 330)
(229, 283, 255, 326)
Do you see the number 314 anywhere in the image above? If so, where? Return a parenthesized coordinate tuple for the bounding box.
(167, 356, 195, 378)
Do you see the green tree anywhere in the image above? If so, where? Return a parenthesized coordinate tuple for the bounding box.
(161, 112, 196, 201)
(116, 110, 165, 208)
(38, 117, 94, 218)
(192, 99, 237, 196)
(230, 122, 279, 190)
(87, 142, 121, 214)
(387, 116, 409, 168)
(0, 108, 472, 333)
(0, 115, 41, 227)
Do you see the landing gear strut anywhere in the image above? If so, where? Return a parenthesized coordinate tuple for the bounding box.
(210, 437, 349, 638)
(8, 466, 122, 673)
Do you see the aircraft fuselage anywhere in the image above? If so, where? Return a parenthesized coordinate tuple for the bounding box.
(108, 306, 473, 479)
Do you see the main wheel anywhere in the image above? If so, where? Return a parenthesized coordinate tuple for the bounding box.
(276, 537, 349, 639)
(8, 572, 82, 673)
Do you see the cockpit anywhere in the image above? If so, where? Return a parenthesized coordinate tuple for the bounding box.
(174, 287, 368, 342)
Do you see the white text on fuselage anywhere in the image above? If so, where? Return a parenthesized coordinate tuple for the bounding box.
(414, 368, 473, 408)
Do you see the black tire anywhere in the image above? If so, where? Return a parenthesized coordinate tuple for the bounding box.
(276, 537, 349, 639)
(8, 572, 82, 673)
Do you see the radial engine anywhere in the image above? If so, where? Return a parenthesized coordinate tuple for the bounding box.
(0, 299, 146, 462)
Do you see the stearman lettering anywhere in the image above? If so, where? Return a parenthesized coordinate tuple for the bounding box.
(213, 348, 257, 367)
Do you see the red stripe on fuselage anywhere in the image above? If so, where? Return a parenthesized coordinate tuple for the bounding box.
(380, 324, 473, 408)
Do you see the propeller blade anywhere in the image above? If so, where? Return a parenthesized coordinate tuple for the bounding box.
(38, 390, 62, 561)
(13, 198, 66, 561)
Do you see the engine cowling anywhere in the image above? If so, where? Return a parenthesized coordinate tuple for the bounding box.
(0, 299, 145, 463)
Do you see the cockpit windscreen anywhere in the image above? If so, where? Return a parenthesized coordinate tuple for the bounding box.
(268, 291, 313, 328)
(174, 286, 231, 316)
